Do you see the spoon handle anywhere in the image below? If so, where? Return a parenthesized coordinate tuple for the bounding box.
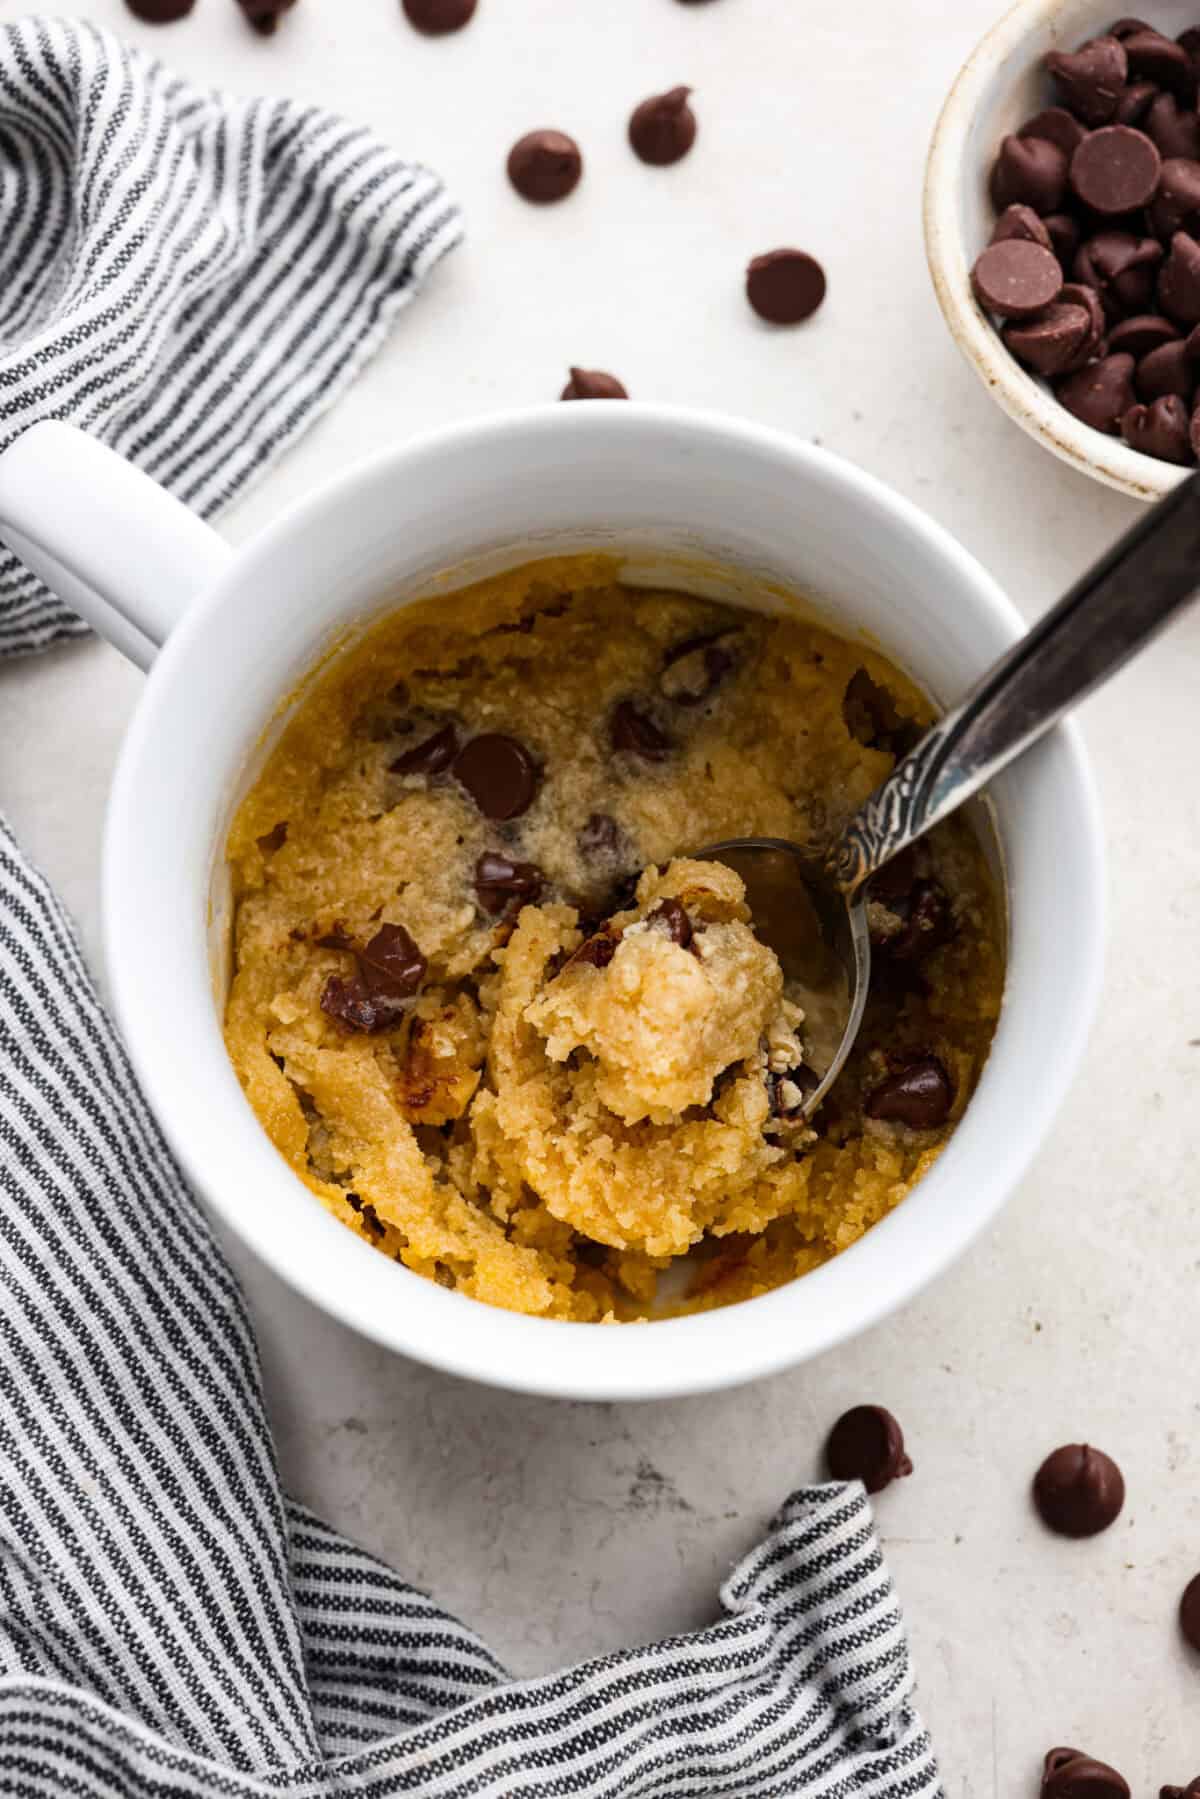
(830, 470, 1200, 893)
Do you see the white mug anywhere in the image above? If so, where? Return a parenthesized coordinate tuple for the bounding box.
(0, 409, 1104, 1400)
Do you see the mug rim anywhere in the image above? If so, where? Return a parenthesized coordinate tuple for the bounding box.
(102, 403, 1106, 1400)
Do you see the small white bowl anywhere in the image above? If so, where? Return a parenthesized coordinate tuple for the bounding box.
(924, 0, 1200, 501)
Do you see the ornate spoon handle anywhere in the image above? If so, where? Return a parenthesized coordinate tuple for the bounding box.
(829, 470, 1200, 895)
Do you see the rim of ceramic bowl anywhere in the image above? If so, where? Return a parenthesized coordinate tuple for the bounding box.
(103, 405, 1106, 1402)
(923, 0, 1190, 503)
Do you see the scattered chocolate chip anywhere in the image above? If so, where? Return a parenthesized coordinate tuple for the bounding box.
(745, 249, 827, 324)
(1105, 311, 1180, 355)
(507, 130, 583, 203)
(1179, 1570, 1200, 1651)
(1041, 1748, 1130, 1799)
(560, 366, 629, 400)
(1075, 231, 1163, 319)
(474, 850, 543, 915)
(1006, 302, 1095, 375)
(611, 700, 672, 760)
(402, 0, 476, 31)
(1124, 27, 1197, 97)
(1161, 1784, 1200, 1799)
(453, 733, 540, 819)
(1056, 351, 1137, 430)
(660, 630, 739, 704)
(628, 86, 696, 165)
(578, 812, 621, 859)
(320, 922, 426, 1033)
(825, 1405, 912, 1493)
(236, 0, 296, 30)
(1122, 393, 1192, 459)
(991, 133, 1070, 214)
(126, 0, 194, 16)
(1045, 212, 1083, 267)
(1150, 158, 1200, 237)
(1145, 92, 1200, 160)
(570, 931, 618, 970)
(390, 720, 459, 776)
(1032, 1443, 1125, 1536)
(1159, 229, 1200, 320)
(1069, 125, 1161, 214)
(648, 897, 693, 946)
(1115, 78, 1159, 124)
(1135, 336, 1194, 398)
(1046, 36, 1128, 125)
(972, 239, 1064, 317)
(990, 203, 1055, 252)
(864, 1056, 954, 1130)
(1019, 106, 1089, 156)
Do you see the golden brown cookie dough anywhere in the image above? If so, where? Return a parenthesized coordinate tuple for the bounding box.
(223, 555, 1003, 1321)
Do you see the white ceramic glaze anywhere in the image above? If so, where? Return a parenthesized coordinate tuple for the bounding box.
(925, 0, 1200, 502)
(0, 411, 1104, 1400)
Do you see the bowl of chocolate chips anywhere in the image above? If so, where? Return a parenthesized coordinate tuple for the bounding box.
(925, 0, 1200, 497)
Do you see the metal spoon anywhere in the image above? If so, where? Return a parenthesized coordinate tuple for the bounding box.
(704, 470, 1200, 1116)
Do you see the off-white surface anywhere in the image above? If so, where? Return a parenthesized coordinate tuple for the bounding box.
(1, 0, 1197, 1789)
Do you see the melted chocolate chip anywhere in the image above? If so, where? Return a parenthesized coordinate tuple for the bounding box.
(390, 721, 459, 776)
(256, 821, 288, 855)
(319, 923, 426, 1033)
(611, 700, 671, 760)
(875, 878, 955, 962)
(648, 897, 693, 946)
(577, 812, 621, 859)
(864, 1056, 954, 1129)
(628, 86, 697, 165)
(315, 926, 355, 950)
(1041, 1748, 1130, 1799)
(825, 1405, 913, 1493)
(453, 733, 540, 819)
(1033, 1443, 1125, 1536)
(507, 130, 583, 203)
(402, 0, 476, 31)
(474, 851, 543, 915)
(560, 366, 629, 400)
(842, 667, 918, 754)
(570, 932, 618, 970)
(660, 631, 738, 704)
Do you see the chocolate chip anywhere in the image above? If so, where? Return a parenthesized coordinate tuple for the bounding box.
(990, 134, 1070, 214)
(990, 204, 1055, 252)
(1075, 231, 1163, 318)
(1069, 125, 1161, 214)
(402, 0, 476, 31)
(972, 240, 1064, 317)
(1060, 280, 1108, 354)
(1006, 303, 1096, 374)
(474, 850, 543, 915)
(1105, 311, 1180, 354)
(842, 667, 919, 754)
(825, 1405, 912, 1493)
(1135, 337, 1194, 398)
(1107, 15, 1152, 39)
(628, 86, 696, 165)
(1159, 230, 1200, 320)
(660, 630, 738, 704)
(507, 130, 583, 203)
(390, 721, 459, 776)
(1046, 36, 1128, 125)
(577, 812, 621, 859)
(1181, 25, 1200, 63)
(1145, 92, 1200, 160)
(864, 1056, 954, 1129)
(570, 931, 618, 970)
(745, 249, 827, 324)
(126, 0, 194, 16)
(1056, 351, 1137, 429)
(875, 878, 955, 962)
(1041, 1748, 1131, 1799)
(1149, 157, 1200, 237)
(453, 733, 540, 819)
(320, 922, 426, 1033)
(315, 926, 354, 950)
(560, 366, 629, 400)
(1045, 212, 1083, 267)
(1019, 107, 1089, 156)
(648, 897, 692, 946)
(256, 821, 288, 855)
(1032, 1443, 1125, 1536)
(867, 847, 919, 904)
(611, 700, 671, 760)
(1123, 27, 1197, 97)
(1179, 1571, 1200, 1651)
(1161, 1784, 1200, 1799)
(1115, 78, 1159, 124)
(1122, 393, 1192, 458)
(236, 0, 296, 30)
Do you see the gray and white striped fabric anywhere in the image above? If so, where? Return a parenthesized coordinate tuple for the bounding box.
(0, 13, 461, 658)
(0, 16, 942, 1796)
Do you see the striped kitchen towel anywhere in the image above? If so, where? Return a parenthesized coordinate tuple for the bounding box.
(0, 13, 461, 660)
(0, 16, 942, 1798)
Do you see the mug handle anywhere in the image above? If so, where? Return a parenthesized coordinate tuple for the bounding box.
(0, 421, 233, 670)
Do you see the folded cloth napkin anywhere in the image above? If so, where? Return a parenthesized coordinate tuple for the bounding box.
(0, 17, 943, 1797)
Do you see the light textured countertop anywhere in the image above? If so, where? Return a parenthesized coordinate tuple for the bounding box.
(2, 1, 1199, 1789)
